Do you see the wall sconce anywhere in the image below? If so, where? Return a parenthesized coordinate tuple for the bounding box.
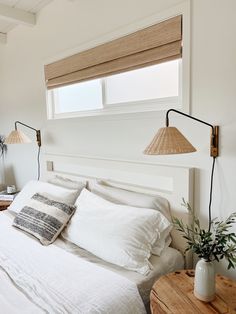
(144, 109, 219, 231)
(5, 121, 42, 180)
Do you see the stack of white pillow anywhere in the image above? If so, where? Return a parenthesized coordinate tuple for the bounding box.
(8, 176, 172, 275)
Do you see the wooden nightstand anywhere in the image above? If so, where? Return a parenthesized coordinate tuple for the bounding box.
(150, 270, 236, 314)
(0, 200, 12, 211)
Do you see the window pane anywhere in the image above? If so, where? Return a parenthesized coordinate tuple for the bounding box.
(54, 79, 103, 113)
(105, 60, 179, 105)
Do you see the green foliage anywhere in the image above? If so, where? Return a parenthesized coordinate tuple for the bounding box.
(172, 199, 236, 269)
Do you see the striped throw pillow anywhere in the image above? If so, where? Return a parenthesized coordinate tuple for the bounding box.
(13, 193, 75, 245)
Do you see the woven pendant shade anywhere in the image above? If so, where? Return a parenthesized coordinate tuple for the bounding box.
(4, 130, 31, 144)
(144, 127, 196, 155)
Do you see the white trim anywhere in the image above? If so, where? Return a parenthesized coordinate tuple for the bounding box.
(0, 32, 6, 44)
(45, 0, 190, 118)
(0, 3, 36, 26)
(48, 96, 180, 119)
(178, 59, 183, 107)
(47, 60, 181, 119)
(181, 0, 191, 113)
(103, 96, 179, 110)
(101, 79, 107, 108)
(43, 151, 191, 167)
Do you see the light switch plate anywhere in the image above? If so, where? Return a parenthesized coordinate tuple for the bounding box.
(46, 161, 54, 172)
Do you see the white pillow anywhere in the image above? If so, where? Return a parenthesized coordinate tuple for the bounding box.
(89, 180, 172, 255)
(89, 180, 170, 217)
(8, 180, 80, 214)
(62, 189, 171, 275)
(48, 175, 86, 191)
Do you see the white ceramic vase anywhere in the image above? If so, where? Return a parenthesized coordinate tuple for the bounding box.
(194, 258, 215, 302)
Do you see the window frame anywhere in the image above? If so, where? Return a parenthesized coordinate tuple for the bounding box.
(45, 1, 190, 120)
(47, 60, 182, 119)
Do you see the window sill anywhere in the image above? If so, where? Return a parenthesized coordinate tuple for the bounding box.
(48, 97, 181, 120)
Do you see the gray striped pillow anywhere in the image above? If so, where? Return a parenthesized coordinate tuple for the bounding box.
(13, 193, 75, 245)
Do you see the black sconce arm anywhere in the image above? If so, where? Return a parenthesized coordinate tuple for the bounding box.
(165, 109, 219, 157)
(15, 121, 41, 147)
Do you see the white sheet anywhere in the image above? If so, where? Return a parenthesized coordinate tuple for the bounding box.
(56, 237, 184, 305)
(0, 267, 43, 314)
(0, 212, 146, 314)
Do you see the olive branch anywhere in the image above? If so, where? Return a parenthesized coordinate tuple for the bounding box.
(172, 199, 236, 269)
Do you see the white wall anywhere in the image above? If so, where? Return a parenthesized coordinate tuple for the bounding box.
(0, 0, 236, 278)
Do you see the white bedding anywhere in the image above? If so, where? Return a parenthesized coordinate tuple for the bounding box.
(0, 212, 146, 314)
(56, 238, 184, 305)
(0, 267, 43, 314)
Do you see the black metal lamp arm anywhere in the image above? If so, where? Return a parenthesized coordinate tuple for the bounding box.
(166, 109, 219, 232)
(15, 121, 41, 147)
(166, 109, 219, 158)
(166, 109, 214, 129)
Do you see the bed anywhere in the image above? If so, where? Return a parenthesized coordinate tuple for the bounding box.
(0, 154, 194, 313)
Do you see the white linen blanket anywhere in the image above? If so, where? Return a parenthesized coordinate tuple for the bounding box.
(0, 213, 146, 314)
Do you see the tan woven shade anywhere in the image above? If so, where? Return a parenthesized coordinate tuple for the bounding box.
(144, 127, 196, 155)
(45, 15, 182, 89)
(4, 130, 31, 144)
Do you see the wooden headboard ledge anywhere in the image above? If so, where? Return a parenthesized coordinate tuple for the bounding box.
(43, 152, 194, 268)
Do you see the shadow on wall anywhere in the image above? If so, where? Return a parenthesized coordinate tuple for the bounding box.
(0, 156, 6, 191)
(0, 135, 7, 189)
(4, 165, 16, 190)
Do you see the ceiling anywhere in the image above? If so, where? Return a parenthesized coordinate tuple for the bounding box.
(0, 0, 53, 43)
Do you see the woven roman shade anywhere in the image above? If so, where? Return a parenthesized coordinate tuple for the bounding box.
(45, 15, 182, 90)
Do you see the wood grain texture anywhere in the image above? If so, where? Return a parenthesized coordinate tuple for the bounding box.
(150, 270, 236, 314)
(0, 200, 12, 211)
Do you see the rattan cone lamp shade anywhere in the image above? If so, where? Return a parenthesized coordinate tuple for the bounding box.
(4, 130, 31, 144)
(144, 127, 196, 155)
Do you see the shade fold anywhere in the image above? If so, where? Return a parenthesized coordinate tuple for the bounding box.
(45, 15, 182, 89)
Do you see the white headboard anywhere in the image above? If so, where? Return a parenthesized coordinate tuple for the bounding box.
(43, 153, 194, 268)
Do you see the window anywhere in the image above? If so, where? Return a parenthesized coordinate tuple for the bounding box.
(47, 59, 181, 118)
(105, 60, 179, 105)
(53, 79, 103, 114)
(45, 15, 187, 119)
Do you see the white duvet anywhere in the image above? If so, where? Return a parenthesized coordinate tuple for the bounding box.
(0, 213, 146, 314)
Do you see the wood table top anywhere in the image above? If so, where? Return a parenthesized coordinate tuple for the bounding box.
(0, 200, 12, 210)
(150, 269, 236, 314)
